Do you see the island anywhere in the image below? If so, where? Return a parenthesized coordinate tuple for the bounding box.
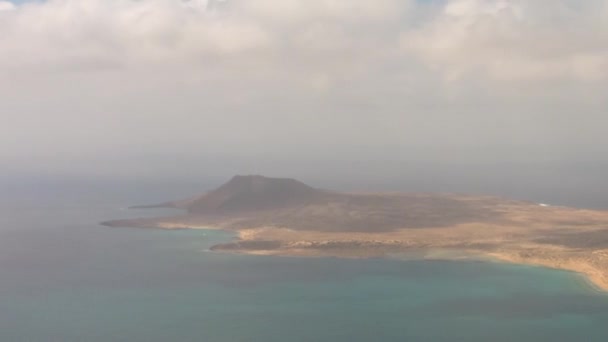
(102, 175, 608, 291)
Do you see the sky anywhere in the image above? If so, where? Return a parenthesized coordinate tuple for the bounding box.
(1, 0, 607, 185)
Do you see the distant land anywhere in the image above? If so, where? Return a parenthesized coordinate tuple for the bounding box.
(102, 175, 608, 291)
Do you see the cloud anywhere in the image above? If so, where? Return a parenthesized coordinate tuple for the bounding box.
(402, 0, 608, 82)
(0, 1, 15, 11)
(0, 0, 403, 70)
(0, 0, 275, 70)
(0, 0, 607, 179)
(2, 0, 605, 82)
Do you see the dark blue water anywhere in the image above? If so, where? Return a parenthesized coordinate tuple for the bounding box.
(1, 185, 608, 341)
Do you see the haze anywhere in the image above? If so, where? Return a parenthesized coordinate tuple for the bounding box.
(1, 0, 607, 203)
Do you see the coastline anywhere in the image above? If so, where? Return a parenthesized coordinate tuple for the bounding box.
(234, 244, 608, 296)
(101, 207, 608, 295)
(159, 224, 608, 294)
(482, 251, 608, 294)
(102, 175, 608, 296)
(222, 243, 608, 293)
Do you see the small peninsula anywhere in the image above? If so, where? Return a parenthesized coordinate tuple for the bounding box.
(102, 175, 608, 291)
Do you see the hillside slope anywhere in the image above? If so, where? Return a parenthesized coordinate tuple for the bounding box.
(103, 175, 502, 232)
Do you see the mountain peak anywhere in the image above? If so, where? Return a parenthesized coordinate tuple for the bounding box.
(225, 174, 310, 190)
(186, 175, 322, 214)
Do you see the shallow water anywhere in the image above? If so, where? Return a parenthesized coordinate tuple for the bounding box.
(1, 188, 608, 341)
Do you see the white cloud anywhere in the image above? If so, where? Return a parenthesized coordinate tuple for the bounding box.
(0, 0, 607, 179)
(234, 0, 408, 24)
(1, 0, 603, 82)
(0, 0, 275, 69)
(0, 1, 15, 11)
(402, 0, 608, 82)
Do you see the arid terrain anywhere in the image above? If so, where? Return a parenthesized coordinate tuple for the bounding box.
(102, 175, 608, 291)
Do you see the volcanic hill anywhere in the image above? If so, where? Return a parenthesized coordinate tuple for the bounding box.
(102, 175, 608, 291)
(103, 175, 502, 232)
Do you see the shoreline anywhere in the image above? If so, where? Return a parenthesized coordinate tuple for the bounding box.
(166, 224, 608, 294)
(103, 175, 608, 296)
(482, 251, 608, 294)
(101, 218, 608, 294)
(225, 244, 608, 294)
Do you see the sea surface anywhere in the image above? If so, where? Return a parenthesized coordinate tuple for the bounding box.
(1, 183, 608, 341)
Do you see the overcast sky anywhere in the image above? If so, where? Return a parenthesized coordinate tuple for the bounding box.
(1, 0, 607, 182)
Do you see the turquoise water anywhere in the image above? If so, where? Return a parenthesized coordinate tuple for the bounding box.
(1, 190, 608, 341)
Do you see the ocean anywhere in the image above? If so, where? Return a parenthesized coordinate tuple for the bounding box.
(1, 183, 608, 341)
